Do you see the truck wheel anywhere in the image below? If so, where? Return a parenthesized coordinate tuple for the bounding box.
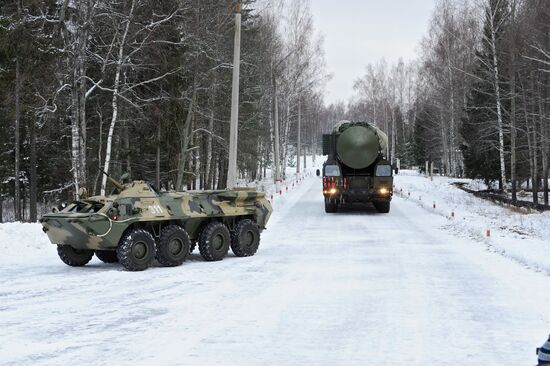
(374, 201, 391, 213)
(156, 225, 190, 267)
(57, 245, 94, 267)
(95, 250, 118, 263)
(324, 198, 338, 213)
(231, 219, 260, 257)
(198, 222, 230, 261)
(117, 228, 156, 271)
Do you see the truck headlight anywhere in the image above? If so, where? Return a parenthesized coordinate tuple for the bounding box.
(329, 188, 338, 195)
(378, 187, 389, 195)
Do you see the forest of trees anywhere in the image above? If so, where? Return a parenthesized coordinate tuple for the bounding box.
(1, 0, 549, 223)
(348, 0, 549, 206)
(0, 0, 328, 222)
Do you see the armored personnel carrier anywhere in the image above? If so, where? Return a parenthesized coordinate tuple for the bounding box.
(318, 120, 396, 213)
(40, 174, 272, 271)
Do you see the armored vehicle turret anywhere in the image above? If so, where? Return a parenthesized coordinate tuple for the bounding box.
(318, 120, 395, 213)
(40, 174, 272, 271)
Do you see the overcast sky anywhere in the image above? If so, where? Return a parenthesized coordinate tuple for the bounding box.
(310, 0, 436, 105)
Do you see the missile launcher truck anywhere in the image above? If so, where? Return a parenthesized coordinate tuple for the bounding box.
(318, 121, 396, 213)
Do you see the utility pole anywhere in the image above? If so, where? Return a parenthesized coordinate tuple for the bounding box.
(227, 0, 241, 189)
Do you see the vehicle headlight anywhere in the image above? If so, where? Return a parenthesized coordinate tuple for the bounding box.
(378, 187, 389, 195)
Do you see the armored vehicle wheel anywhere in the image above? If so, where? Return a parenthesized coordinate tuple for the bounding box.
(156, 225, 190, 267)
(57, 245, 94, 267)
(374, 201, 390, 213)
(231, 219, 260, 257)
(95, 250, 118, 263)
(324, 198, 338, 213)
(198, 222, 230, 261)
(117, 228, 156, 271)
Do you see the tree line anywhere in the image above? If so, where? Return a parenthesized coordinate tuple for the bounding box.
(347, 0, 549, 206)
(0, 0, 328, 222)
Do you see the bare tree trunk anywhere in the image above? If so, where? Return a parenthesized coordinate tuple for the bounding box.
(272, 72, 280, 181)
(510, 68, 517, 203)
(0, 186, 3, 223)
(439, 110, 449, 175)
(281, 101, 291, 179)
(122, 120, 131, 176)
(205, 109, 214, 189)
(541, 121, 548, 205)
(211, 151, 218, 190)
(176, 85, 197, 190)
(532, 75, 539, 205)
(156, 119, 161, 189)
(542, 87, 549, 206)
(71, 63, 81, 197)
(489, 8, 507, 192)
(383, 103, 389, 157)
(524, 86, 538, 205)
(391, 107, 396, 165)
(296, 97, 301, 174)
(14, 57, 21, 221)
(29, 117, 37, 222)
(101, 0, 136, 195)
(192, 112, 199, 190)
(447, 59, 457, 176)
(303, 145, 307, 170)
(78, 3, 89, 190)
(509, 0, 517, 203)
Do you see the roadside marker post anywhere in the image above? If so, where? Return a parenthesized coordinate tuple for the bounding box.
(486, 228, 491, 237)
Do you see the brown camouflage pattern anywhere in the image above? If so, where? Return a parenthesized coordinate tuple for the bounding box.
(40, 181, 272, 251)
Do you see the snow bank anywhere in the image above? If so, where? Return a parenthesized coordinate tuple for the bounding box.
(395, 171, 550, 273)
(0, 222, 51, 255)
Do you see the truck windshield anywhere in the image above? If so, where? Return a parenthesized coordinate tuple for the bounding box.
(324, 165, 340, 177)
(375, 165, 392, 177)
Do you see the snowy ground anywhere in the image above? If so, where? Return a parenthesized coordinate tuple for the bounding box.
(1, 168, 550, 365)
(395, 170, 550, 273)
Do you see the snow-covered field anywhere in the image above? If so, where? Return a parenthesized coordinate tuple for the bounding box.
(1, 168, 549, 365)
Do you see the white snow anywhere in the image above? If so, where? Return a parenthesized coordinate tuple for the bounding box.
(1, 166, 549, 366)
(394, 170, 550, 273)
(0, 223, 50, 255)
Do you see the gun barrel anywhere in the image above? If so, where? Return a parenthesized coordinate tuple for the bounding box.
(100, 169, 125, 191)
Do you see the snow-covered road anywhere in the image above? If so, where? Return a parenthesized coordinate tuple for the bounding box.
(1, 176, 549, 365)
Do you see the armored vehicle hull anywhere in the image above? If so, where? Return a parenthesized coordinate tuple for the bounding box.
(40, 181, 272, 271)
(320, 121, 394, 213)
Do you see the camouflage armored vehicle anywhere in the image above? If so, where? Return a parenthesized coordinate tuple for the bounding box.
(318, 120, 396, 213)
(40, 173, 272, 271)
